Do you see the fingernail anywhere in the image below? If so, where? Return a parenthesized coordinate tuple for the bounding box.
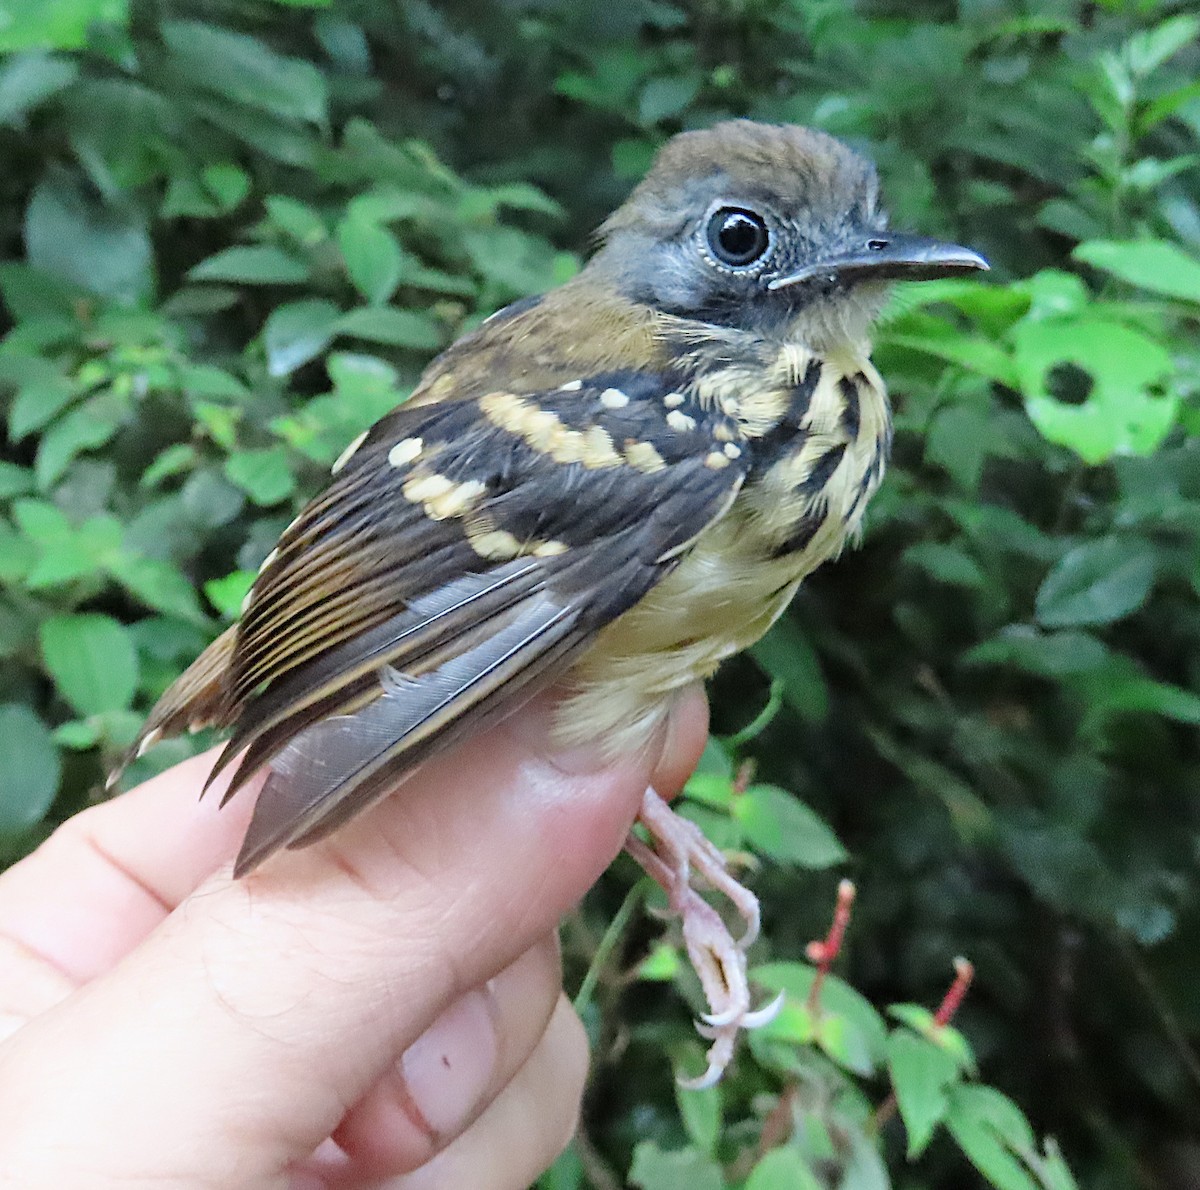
(400, 988, 499, 1140)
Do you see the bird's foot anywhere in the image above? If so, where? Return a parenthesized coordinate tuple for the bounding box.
(625, 786, 783, 1089)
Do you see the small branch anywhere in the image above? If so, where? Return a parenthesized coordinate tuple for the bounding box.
(806, 879, 856, 1015)
(725, 678, 785, 749)
(732, 758, 755, 796)
(757, 1081, 799, 1156)
(572, 880, 647, 1017)
(934, 956, 974, 1028)
(875, 957, 976, 1130)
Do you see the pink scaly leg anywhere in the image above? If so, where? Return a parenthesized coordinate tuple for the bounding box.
(624, 787, 783, 1089)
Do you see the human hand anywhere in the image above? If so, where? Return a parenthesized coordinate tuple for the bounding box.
(0, 687, 708, 1189)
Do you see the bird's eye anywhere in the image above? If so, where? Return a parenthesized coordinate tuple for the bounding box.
(705, 207, 770, 268)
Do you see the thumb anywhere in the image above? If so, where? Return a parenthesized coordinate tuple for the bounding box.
(0, 687, 708, 1188)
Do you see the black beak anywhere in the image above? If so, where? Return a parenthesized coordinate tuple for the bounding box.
(768, 233, 989, 290)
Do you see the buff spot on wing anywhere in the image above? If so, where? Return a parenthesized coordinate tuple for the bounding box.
(480, 391, 622, 469)
(533, 539, 568, 557)
(388, 437, 424, 468)
(468, 529, 523, 560)
(257, 546, 279, 575)
(402, 472, 455, 504)
(663, 392, 685, 408)
(404, 471, 487, 520)
(705, 450, 730, 470)
(426, 478, 487, 520)
(332, 430, 369, 474)
(624, 440, 666, 473)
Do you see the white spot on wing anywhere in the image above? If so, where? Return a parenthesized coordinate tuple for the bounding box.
(558, 379, 583, 392)
(666, 410, 697, 432)
(388, 437, 424, 467)
(663, 392, 685, 408)
(599, 387, 629, 409)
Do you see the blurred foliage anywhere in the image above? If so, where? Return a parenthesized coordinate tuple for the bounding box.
(0, 0, 1198, 1186)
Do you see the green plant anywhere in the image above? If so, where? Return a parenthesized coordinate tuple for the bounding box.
(1, 2, 1198, 1187)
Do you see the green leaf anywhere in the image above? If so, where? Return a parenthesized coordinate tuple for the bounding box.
(263, 299, 341, 376)
(1035, 537, 1156, 627)
(112, 556, 208, 624)
(674, 1076, 721, 1155)
(816, 1011, 875, 1075)
(9, 372, 76, 438)
(224, 446, 297, 506)
(161, 20, 327, 124)
(904, 541, 987, 588)
(265, 195, 327, 244)
(627, 1142, 724, 1190)
(638, 75, 700, 125)
(754, 962, 888, 1071)
(204, 569, 255, 619)
(0, 704, 60, 834)
(40, 613, 139, 716)
(337, 213, 404, 305)
(749, 617, 828, 723)
(734, 784, 847, 868)
(1082, 675, 1200, 727)
(636, 940, 680, 981)
(336, 306, 442, 350)
(1125, 14, 1200, 78)
(836, 1133, 890, 1190)
(25, 172, 153, 305)
(201, 163, 250, 211)
(1014, 314, 1175, 463)
(945, 1085, 1040, 1190)
(0, 52, 79, 123)
(35, 399, 122, 488)
(1074, 240, 1200, 304)
(888, 1030, 960, 1157)
(964, 627, 1110, 677)
(745, 1148, 822, 1190)
(189, 245, 310, 284)
(0, 462, 34, 498)
(0, 0, 127, 52)
(683, 772, 734, 810)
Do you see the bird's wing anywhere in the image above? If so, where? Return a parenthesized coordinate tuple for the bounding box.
(206, 372, 746, 874)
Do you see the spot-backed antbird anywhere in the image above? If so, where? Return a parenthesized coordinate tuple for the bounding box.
(115, 121, 987, 1086)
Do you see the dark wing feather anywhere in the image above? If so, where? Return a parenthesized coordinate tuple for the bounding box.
(233, 590, 584, 874)
(135, 367, 747, 872)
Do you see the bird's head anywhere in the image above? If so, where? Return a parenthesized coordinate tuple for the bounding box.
(588, 120, 987, 348)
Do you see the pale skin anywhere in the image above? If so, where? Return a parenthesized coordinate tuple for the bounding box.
(0, 686, 708, 1189)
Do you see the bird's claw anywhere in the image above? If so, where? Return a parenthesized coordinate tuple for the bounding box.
(625, 786, 775, 1087)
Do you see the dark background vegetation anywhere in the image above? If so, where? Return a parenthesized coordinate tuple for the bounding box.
(0, 1, 1197, 1187)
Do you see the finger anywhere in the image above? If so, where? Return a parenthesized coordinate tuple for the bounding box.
(0, 751, 260, 1033)
(396, 995, 589, 1190)
(0, 689, 708, 1188)
(330, 933, 562, 1178)
(0, 683, 708, 1031)
(296, 994, 588, 1190)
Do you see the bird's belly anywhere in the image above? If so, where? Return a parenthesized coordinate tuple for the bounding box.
(552, 512, 830, 756)
(552, 360, 889, 757)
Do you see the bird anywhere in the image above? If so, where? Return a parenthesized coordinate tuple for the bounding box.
(113, 120, 987, 1088)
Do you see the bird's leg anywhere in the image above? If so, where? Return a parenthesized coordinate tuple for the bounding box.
(625, 787, 783, 1089)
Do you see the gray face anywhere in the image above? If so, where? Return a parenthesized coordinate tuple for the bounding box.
(589, 158, 889, 335)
